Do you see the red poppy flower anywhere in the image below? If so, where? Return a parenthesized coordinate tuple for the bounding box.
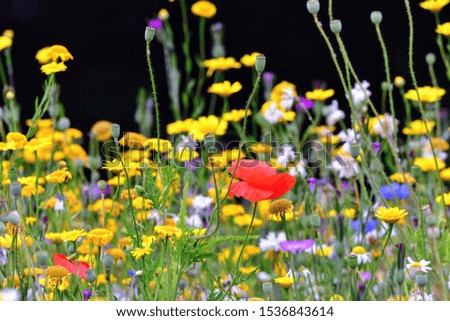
(53, 253, 90, 279)
(228, 160, 296, 202)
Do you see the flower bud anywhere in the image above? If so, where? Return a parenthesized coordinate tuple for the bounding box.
(255, 55, 266, 74)
(350, 143, 360, 159)
(97, 180, 107, 192)
(58, 117, 71, 131)
(307, 0, 320, 14)
(6, 90, 14, 100)
(36, 250, 49, 267)
(395, 269, 405, 286)
(426, 53, 436, 65)
(88, 156, 101, 170)
(309, 214, 321, 229)
(85, 268, 97, 284)
(370, 11, 383, 24)
(8, 168, 18, 182)
(411, 165, 422, 179)
(10, 181, 22, 197)
(262, 281, 273, 295)
(415, 274, 428, 288)
(111, 123, 121, 141)
(158, 9, 169, 20)
(348, 254, 358, 269)
(330, 20, 342, 34)
(425, 215, 437, 227)
(103, 254, 114, 271)
(394, 76, 405, 88)
(83, 289, 92, 301)
(334, 241, 345, 258)
(135, 185, 146, 196)
(381, 81, 390, 92)
(145, 27, 156, 43)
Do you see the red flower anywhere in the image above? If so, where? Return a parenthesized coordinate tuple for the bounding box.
(228, 160, 296, 202)
(53, 253, 90, 279)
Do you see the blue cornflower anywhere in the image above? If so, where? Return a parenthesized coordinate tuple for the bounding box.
(379, 183, 410, 200)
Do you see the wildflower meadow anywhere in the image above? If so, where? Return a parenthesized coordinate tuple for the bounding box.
(1, 0, 450, 303)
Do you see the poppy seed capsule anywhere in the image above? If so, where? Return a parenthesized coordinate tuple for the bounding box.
(425, 215, 437, 227)
(103, 254, 114, 271)
(415, 274, 428, 288)
(5, 210, 20, 226)
(10, 181, 22, 197)
(97, 180, 107, 192)
(426, 53, 436, 65)
(370, 11, 383, 24)
(255, 55, 266, 74)
(330, 20, 342, 34)
(307, 0, 320, 14)
(145, 27, 156, 43)
(262, 281, 273, 295)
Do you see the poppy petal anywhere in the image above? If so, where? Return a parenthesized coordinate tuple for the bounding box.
(229, 181, 274, 202)
(229, 160, 276, 181)
(53, 253, 90, 279)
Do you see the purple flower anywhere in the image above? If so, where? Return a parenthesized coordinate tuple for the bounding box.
(373, 142, 381, 154)
(262, 72, 274, 85)
(296, 97, 314, 112)
(307, 177, 317, 193)
(83, 289, 92, 301)
(360, 272, 371, 282)
(148, 18, 163, 30)
(279, 239, 314, 254)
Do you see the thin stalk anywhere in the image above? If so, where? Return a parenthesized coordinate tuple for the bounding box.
(146, 42, 161, 163)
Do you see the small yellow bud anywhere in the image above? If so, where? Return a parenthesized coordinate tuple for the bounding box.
(6, 90, 14, 100)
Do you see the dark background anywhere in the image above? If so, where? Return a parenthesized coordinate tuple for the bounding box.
(1, 0, 449, 135)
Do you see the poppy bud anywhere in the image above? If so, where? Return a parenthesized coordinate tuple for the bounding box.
(135, 185, 146, 196)
(6, 90, 14, 100)
(111, 123, 121, 141)
(10, 181, 22, 197)
(415, 274, 428, 288)
(425, 215, 437, 227)
(262, 281, 273, 295)
(103, 254, 114, 271)
(350, 143, 360, 159)
(411, 165, 422, 179)
(370, 11, 383, 24)
(85, 269, 97, 284)
(381, 81, 390, 92)
(58, 117, 71, 131)
(330, 20, 342, 34)
(97, 180, 107, 192)
(307, 0, 320, 14)
(426, 53, 436, 65)
(145, 27, 156, 43)
(88, 156, 101, 170)
(348, 254, 358, 269)
(36, 250, 49, 267)
(255, 55, 266, 74)
(309, 214, 321, 229)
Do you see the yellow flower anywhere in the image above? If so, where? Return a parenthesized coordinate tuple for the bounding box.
(145, 138, 173, 152)
(222, 109, 251, 122)
(239, 266, 258, 275)
(25, 138, 52, 151)
(249, 143, 273, 154)
(240, 52, 262, 67)
(207, 81, 242, 97)
(0, 234, 22, 249)
(86, 228, 114, 246)
(221, 204, 245, 219)
(154, 225, 182, 240)
(274, 276, 294, 288)
(305, 88, 335, 101)
(45, 167, 72, 184)
(24, 268, 44, 277)
(36, 45, 73, 64)
(60, 229, 87, 242)
(404, 86, 446, 103)
(63, 144, 88, 163)
(166, 118, 195, 135)
(233, 214, 263, 228)
(118, 132, 147, 148)
(342, 208, 357, 219)
(436, 192, 450, 206)
(6, 132, 27, 149)
(190, 115, 228, 141)
(203, 57, 241, 77)
(40, 62, 68, 75)
(330, 294, 345, 301)
(413, 157, 446, 172)
(270, 81, 298, 104)
(21, 185, 45, 197)
(389, 172, 416, 184)
(268, 199, 293, 219)
(158, 9, 169, 20)
(0, 36, 12, 52)
(130, 247, 152, 259)
(440, 168, 450, 180)
(45, 232, 64, 244)
(375, 207, 408, 224)
(314, 245, 333, 257)
(0, 142, 15, 151)
(46, 266, 70, 291)
(420, 0, 450, 13)
(25, 216, 37, 225)
(90, 120, 113, 142)
(191, 1, 217, 19)
(107, 247, 126, 260)
(436, 22, 450, 36)
(402, 119, 436, 135)
(425, 137, 450, 151)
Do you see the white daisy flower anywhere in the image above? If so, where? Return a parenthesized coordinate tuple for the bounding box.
(406, 257, 432, 276)
(262, 102, 284, 124)
(259, 231, 286, 252)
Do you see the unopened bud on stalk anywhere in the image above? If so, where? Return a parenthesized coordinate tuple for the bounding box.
(381, 81, 390, 92)
(255, 55, 266, 74)
(395, 269, 405, 286)
(88, 156, 101, 170)
(394, 76, 405, 88)
(8, 168, 18, 182)
(10, 181, 22, 197)
(85, 269, 97, 284)
(2, 210, 20, 225)
(97, 180, 107, 192)
(103, 254, 114, 271)
(348, 254, 358, 269)
(6, 90, 14, 100)
(262, 282, 273, 294)
(411, 165, 422, 179)
(334, 241, 345, 258)
(426, 53, 436, 65)
(36, 250, 49, 267)
(59, 161, 67, 168)
(330, 20, 342, 34)
(415, 274, 428, 288)
(425, 215, 437, 227)
(350, 143, 360, 159)
(135, 185, 146, 196)
(58, 117, 71, 131)
(370, 11, 383, 24)
(145, 27, 156, 43)
(307, 0, 320, 14)
(111, 123, 121, 141)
